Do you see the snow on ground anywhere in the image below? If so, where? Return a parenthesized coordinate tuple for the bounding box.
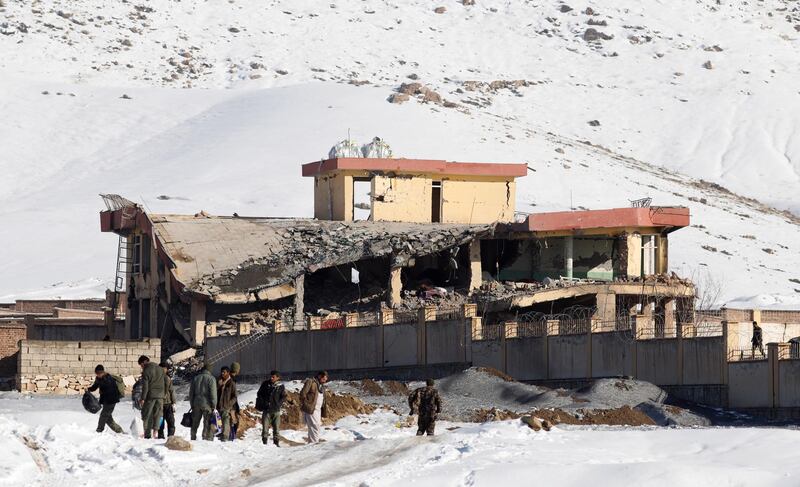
(1, 0, 799, 303)
(0, 392, 798, 487)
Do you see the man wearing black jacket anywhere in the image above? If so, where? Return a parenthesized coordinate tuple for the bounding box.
(256, 370, 287, 446)
(87, 364, 123, 434)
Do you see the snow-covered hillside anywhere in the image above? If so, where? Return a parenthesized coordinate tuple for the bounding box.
(0, 0, 799, 304)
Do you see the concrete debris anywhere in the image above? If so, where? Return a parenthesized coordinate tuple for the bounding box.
(169, 217, 494, 299)
(583, 28, 613, 41)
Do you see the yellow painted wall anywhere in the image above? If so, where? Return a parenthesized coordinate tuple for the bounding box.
(441, 177, 516, 224)
(313, 170, 517, 224)
(371, 174, 432, 223)
(314, 172, 352, 221)
(626, 233, 642, 278)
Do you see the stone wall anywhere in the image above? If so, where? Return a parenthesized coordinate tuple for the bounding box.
(18, 338, 160, 394)
(0, 323, 27, 377)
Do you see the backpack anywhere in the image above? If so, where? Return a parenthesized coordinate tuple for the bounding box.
(131, 379, 143, 410)
(111, 374, 125, 399)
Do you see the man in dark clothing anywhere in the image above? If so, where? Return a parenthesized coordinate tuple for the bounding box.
(256, 370, 287, 447)
(217, 366, 238, 442)
(752, 321, 765, 358)
(138, 355, 166, 439)
(157, 362, 177, 439)
(408, 378, 442, 436)
(189, 363, 217, 441)
(88, 364, 123, 434)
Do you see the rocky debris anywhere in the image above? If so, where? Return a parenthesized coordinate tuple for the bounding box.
(236, 391, 376, 438)
(521, 415, 553, 431)
(703, 45, 723, 52)
(702, 60, 713, 70)
(332, 369, 709, 426)
(762, 248, 775, 255)
(164, 436, 192, 451)
(588, 119, 601, 126)
(228, 26, 240, 33)
(434, 6, 446, 14)
(196, 219, 492, 299)
(587, 18, 607, 26)
(584, 7, 596, 15)
(462, 0, 476, 5)
(558, 5, 573, 13)
(461, 79, 545, 94)
(389, 82, 458, 108)
(583, 28, 613, 41)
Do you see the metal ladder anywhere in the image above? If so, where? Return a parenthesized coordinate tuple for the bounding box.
(205, 327, 273, 366)
(109, 205, 138, 318)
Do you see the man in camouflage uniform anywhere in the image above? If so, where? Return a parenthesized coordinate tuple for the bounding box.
(408, 378, 442, 436)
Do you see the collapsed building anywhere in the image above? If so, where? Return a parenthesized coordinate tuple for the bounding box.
(99, 157, 693, 357)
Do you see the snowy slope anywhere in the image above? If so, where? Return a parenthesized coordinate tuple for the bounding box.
(0, 0, 799, 304)
(2, 392, 800, 487)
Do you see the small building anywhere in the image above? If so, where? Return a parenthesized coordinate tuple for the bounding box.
(302, 158, 528, 224)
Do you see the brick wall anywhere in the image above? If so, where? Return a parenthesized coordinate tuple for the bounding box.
(18, 338, 160, 394)
(0, 323, 27, 377)
(14, 299, 106, 314)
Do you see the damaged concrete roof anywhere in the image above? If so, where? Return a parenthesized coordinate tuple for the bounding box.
(149, 214, 493, 303)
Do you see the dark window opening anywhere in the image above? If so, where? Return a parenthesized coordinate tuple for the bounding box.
(431, 181, 442, 223)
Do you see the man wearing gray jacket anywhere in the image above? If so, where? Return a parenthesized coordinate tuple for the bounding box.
(189, 363, 218, 441)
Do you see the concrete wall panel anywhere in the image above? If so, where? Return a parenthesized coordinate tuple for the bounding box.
(779, 360, 800, 407)
(682, 337, 725, 385)
(506, 337, 548, 380)
(276, 332, 309, 373)
(728, 361, 771, 408)
(636, 340, 679, 385)
(426, 320, 465, 364)
(591, 332, 635, 378)
(383, 324, 417, 367)
(346, 326, 382, 370)
(471, 340, 504, 372)
(310, 329, 347, 371)
(548, 335, 589, 380)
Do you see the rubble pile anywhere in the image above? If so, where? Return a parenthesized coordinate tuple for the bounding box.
(196, 220, 493, 299)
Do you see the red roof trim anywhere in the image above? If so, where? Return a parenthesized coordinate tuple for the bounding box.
(516, 207, 690, 232)
(302, 158, 528, 178)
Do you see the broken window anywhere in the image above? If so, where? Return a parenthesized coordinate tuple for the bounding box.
(353, 177, 372, 221)
(641, 235, 657, 276)
(431, 180, 442, 223)
(132, 234, 142, 274)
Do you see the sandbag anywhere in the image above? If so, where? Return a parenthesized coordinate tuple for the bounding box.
(180, 411, 193, 428)
(82, 391, 101, 414)
(131, 379, 143, 410)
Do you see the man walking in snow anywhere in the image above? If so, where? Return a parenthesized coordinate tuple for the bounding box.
(300, 371, 328, 444)
(217, 366, 238, 442)
(256, 370, 287, 447)
(138, 355, 166, 439)
(157, 362, 177, 439)
(87, 364, 124, 434)
(189, 363, 217, 441)
(752, 321, 765, 358)
(409, 378, 442, 436)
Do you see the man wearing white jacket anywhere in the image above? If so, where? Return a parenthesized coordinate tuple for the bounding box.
(299, 371, 328, 443)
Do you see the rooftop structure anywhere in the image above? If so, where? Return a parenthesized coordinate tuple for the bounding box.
(302, 157, 528, 224)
